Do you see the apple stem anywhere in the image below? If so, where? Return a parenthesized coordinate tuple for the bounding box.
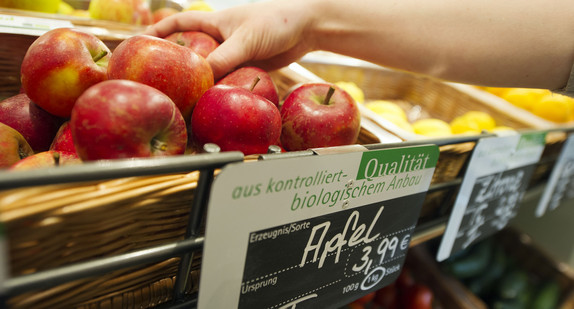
(152, 138, 168, 152)
(250, 76, 261, 92)
(92, 50, 108, 63)
(176, 40, 186, 46)
(323, 86, 336, 105)
(53, 152, 61, 167)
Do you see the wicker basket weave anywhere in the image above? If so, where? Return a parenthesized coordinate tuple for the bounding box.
(2, 172, 202, 308)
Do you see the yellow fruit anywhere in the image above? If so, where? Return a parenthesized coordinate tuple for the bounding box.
(365, 100, 407, 121)
(0, 0, 61, 13)
(483, 87, 512, 97)
(184, 0, 214, 11)
(531, 93, 574, 123)
(501, 88, 551, 111)
(335, 81, 364, 103)
(57, 1, 74, 15)
(377, 113, 414, 132)
(412, 118, 452, 137)
(450, 116, 481, 135)
(70, 9, 90, 18)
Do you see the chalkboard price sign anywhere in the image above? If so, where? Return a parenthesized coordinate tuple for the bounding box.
(449, 165, 536, 252)
(437, 133, 546, 261)
(239, 194, 423, 308)
(536, 134, 574, 217)
(198, 145, 439, 309)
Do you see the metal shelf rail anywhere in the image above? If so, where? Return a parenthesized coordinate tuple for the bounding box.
(0, 129, 569, 308)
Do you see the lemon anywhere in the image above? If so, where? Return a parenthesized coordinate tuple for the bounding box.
(57, 1, 74, 15)
(450, 111, 496, 135)
(335, 81, 364, 103)
(184, 0, 214, 12)
(483, 87, 512, 97)
(70, 9, 90, 18)
(412, 118, 452, 137)
(531, 93, 574, 123)
(450, 116, 481, 135)
(501, 88, 551, 111)
(377, 113, 414, 132)
(365, 100, 407, 121)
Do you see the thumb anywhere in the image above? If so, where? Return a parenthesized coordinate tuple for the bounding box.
(206, 33, 252, 80)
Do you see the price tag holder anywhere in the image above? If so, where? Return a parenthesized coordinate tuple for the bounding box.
(198, 145, 439, 309)
(0, 14, 73, 36)
(436, 132, 546, 261)
(536, 134, 574, 217)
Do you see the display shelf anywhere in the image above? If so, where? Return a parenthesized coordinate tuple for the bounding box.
(1, 128, 572, 308)
(1, 13, 574, 307)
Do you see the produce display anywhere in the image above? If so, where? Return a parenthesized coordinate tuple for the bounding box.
(440, 236, 563, 309)
(0, 0, 215, 24)
(337, 79, 515, 138)
(482, 87, 574, 123)
(0, 26, 364, 169)
(88, 0, 152, 25)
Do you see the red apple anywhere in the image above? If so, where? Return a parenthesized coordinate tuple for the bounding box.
(108, 35, 213, 123)
(89, 0, 152, 25)
(190, 83, 282, 155)
(50, 121, 77, 155)
(164, 31, 220, 59)
(20, 28, 111, 118)
(217, 66, 279, 107)
(280, 83, 361, 151)
(153, 7, 179, 23)
(10, 150, 81, 170)
(70, 79, 187, 161)
(0, 122, 34, 168)
(0, 93, 65, 152)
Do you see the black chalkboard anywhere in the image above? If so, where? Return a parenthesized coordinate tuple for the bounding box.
(449, 164, 537, 255)
(238, 191, 426, 309)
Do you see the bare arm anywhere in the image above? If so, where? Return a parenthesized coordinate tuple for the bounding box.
(145, 0, 574, 90)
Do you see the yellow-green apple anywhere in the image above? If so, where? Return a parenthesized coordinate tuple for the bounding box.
(89, 0, 152, 25)
(190, 83, 282, 155)
(108, 35, 213, 123)
(0, 0, 61, 13)
(0, 122, 34, 168)
(70, 79, 187, 161)
(20, 28, 111, 118)
(0, 94, 65, 152)
(10, 150, 81, 170)
(164, 31, 219, 59)
(152, 7, 179, 23)
(50, 121, 77, 155)
(280, 83, 361, 151)
(216, 66, 279, 107)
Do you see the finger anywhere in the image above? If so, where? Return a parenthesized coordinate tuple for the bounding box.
(206, 32, 255, 79)
(247, 45, 312, 73)
(144, 11, 221, 40)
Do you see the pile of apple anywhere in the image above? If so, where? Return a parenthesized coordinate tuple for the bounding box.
(0, 27, 361, 171)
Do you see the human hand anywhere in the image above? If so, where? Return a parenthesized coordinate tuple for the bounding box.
(144, 0, 316, 79)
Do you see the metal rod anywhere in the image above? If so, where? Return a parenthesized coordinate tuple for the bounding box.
(427, 179, 462, 193)
(173, 168, 214, 301)
(4, 237, 204, 296)
(174, 144, 220, 301)
(411, 218, 448, 247)
(0, 152, 244, 190)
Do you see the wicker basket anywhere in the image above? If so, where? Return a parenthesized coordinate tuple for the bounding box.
(1, 172, 202, 308)
(297, 54, 568, 220)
